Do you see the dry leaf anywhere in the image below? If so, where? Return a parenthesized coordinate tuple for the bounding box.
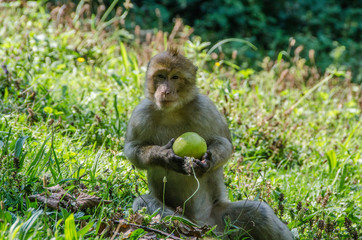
(76, 192, 112, 210)
(29, 191, 73, 210)
(172, 220, 210, 238)
(29, 185, 111, 212)
(112, 220, 137, 239)
(29, 193, 60, 209)
(123, 227, 137, 239)
(117, 219, 129, 229)
(46, 184, 64, 193)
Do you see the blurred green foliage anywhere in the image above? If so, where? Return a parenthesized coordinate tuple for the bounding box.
(0, 1, 361, 238)
(60, 0, 361, 82)
(128, 0, 361, 82)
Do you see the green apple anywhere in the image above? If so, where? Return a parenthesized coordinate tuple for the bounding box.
(173, 132, 207, 159)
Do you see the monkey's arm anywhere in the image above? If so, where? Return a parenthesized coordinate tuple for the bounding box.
(123, 140, 156, 169)
(124, 139, 188, 174)
(124, 106, 189, 174)
(191, 95, 233, 174)
(207, 136, 233, 169)
(190, 136, 232, 176)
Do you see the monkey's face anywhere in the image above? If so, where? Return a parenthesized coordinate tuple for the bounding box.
(145, 50, 198, 111)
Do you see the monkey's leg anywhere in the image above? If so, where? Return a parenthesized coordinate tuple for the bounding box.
(133, 194, 175, 217)
(212, 200, 293, 240)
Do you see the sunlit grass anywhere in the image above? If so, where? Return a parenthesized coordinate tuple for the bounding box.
(0, 1, 361, 239)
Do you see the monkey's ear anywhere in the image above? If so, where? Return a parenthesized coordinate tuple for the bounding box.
(167, 45, 179, 56)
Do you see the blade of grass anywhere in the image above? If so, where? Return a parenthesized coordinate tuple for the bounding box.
(99, 13, 129, 31)
(51, 128, 61, 181)
(95, 207, 104, 235)
(326, 150, 337, 173)
(3, 87, 8, 103)
(120, 42, 129, 74)
(342, 118, 361, 149)
(206, 38, 257, 55)
(90, 150, 103, 181)
(73, 0, 85, 24)
(78, 220, 94, 238)
(26, 136, 50, 178)
(48, 157, 59, 183)
(277, 50, 292, 64)
(130, 54, 140, 87)
(9, 219, 22, 240)
(64, 214, 77, 240)
(14, 136, 29, 159)
(202, 38, 257, 67)
(285, 73, 335, 114)
(19, 210, 43, 240)
(51, 147, 61, 180)
(34, 144, 53, 180)
(338, 164, 348, 191)
(98, 0, 119, 28)
(0, 128, 11, 159)
(113, 94, 119, 121)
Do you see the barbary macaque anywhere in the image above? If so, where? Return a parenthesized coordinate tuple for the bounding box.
(124, 47, 293, 239)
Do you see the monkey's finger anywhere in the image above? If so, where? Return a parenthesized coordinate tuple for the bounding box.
(164, 138, 175, 149)
(207, 150, 212, 157)
(174, 159, 191, 175)
(169, 154, 186, 169)
(170, 163, 189, 175)
(173, 155, 185, 163)
(202, 150, 212, 161)
(194, 159, 209, 169)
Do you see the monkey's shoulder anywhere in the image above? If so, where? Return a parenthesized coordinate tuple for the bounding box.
(187, 94, 225, 121)
(131, 99, 155, 115)
(128, 99, 156, 127)
(184, 94, 230, 137)
(191, 94, 219, 111)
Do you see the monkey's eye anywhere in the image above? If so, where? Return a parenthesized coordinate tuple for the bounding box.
(171, 75, 179, 80)
(157, 74, 166, 79)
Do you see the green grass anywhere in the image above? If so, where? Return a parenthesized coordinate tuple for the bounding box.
(0, 1, 361, 239)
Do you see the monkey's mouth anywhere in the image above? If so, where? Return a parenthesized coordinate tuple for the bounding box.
(160, 100, 176, 106)
(159, 97, 178, 103)
(157, 99, 178, 109)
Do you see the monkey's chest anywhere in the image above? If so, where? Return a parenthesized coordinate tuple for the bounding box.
(149, 123, 192, 145)
(148, 119, 206, 146)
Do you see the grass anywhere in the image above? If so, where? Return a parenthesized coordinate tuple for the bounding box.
(0, 1, 361, 239)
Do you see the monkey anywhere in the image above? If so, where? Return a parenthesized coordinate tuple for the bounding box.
(124, 47, 294, 240)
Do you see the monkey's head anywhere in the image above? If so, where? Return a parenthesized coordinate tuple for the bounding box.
(145, 47, 198, 111)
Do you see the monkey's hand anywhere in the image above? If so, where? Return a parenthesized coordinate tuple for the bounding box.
(191, 150, 212, 176)
(153, 139, 190, 175)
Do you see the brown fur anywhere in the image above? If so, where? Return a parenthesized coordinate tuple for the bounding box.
(124, 50, 294, 240)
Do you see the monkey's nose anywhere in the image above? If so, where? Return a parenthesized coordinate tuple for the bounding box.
(162, 91, 170, 96)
